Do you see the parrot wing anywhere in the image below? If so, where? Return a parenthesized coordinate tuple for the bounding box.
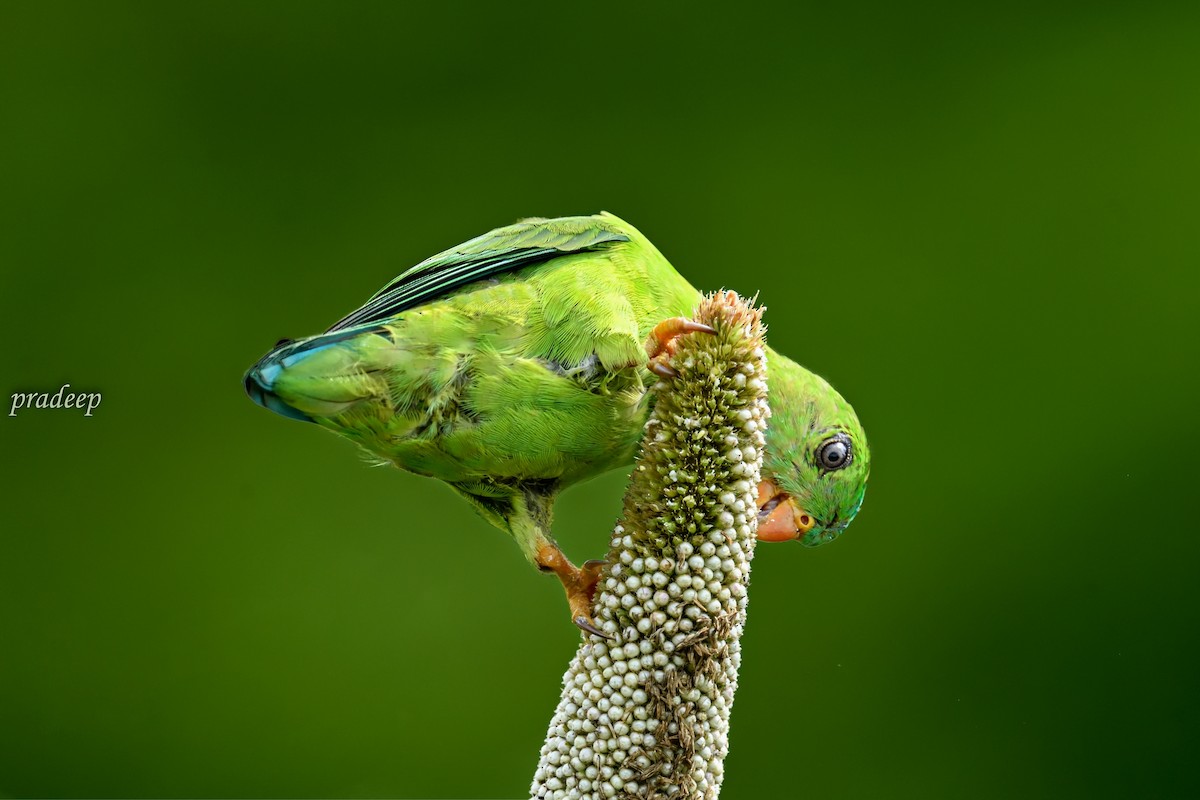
(326, 214, 630, 333)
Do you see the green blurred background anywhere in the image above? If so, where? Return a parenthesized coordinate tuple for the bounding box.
(2, 2, 1198, 797)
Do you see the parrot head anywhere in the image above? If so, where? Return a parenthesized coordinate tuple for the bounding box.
(755, 350, 870, 547)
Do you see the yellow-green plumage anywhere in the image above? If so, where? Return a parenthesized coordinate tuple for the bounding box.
(245, 213, 869, 567)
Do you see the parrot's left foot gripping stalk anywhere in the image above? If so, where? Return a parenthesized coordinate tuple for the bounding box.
(536, 544, 611, 639)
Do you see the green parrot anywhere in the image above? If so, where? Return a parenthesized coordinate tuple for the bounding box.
(244, 213, 869, 633)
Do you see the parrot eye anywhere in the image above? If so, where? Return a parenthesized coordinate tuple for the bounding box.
(817, 434, 852, 471)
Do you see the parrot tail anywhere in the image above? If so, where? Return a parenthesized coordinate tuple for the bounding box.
(244, 326, 392, 423)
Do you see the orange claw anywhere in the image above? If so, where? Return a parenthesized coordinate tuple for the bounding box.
(536, 544, 611, 638)
(645, 317, 717, 379)
(646, 317, 718, 360)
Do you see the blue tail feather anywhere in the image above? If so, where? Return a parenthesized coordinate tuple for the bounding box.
(245, 323, 390, 423)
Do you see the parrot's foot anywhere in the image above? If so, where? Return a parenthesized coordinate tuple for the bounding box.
(645, 317, 717, 379)
(536, 545, 611, 639)
(570, 560, 608, 637)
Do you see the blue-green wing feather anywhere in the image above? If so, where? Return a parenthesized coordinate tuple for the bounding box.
(326, 216, 630, 332)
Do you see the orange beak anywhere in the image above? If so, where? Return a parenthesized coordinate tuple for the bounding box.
(755, 480, 817, 542)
